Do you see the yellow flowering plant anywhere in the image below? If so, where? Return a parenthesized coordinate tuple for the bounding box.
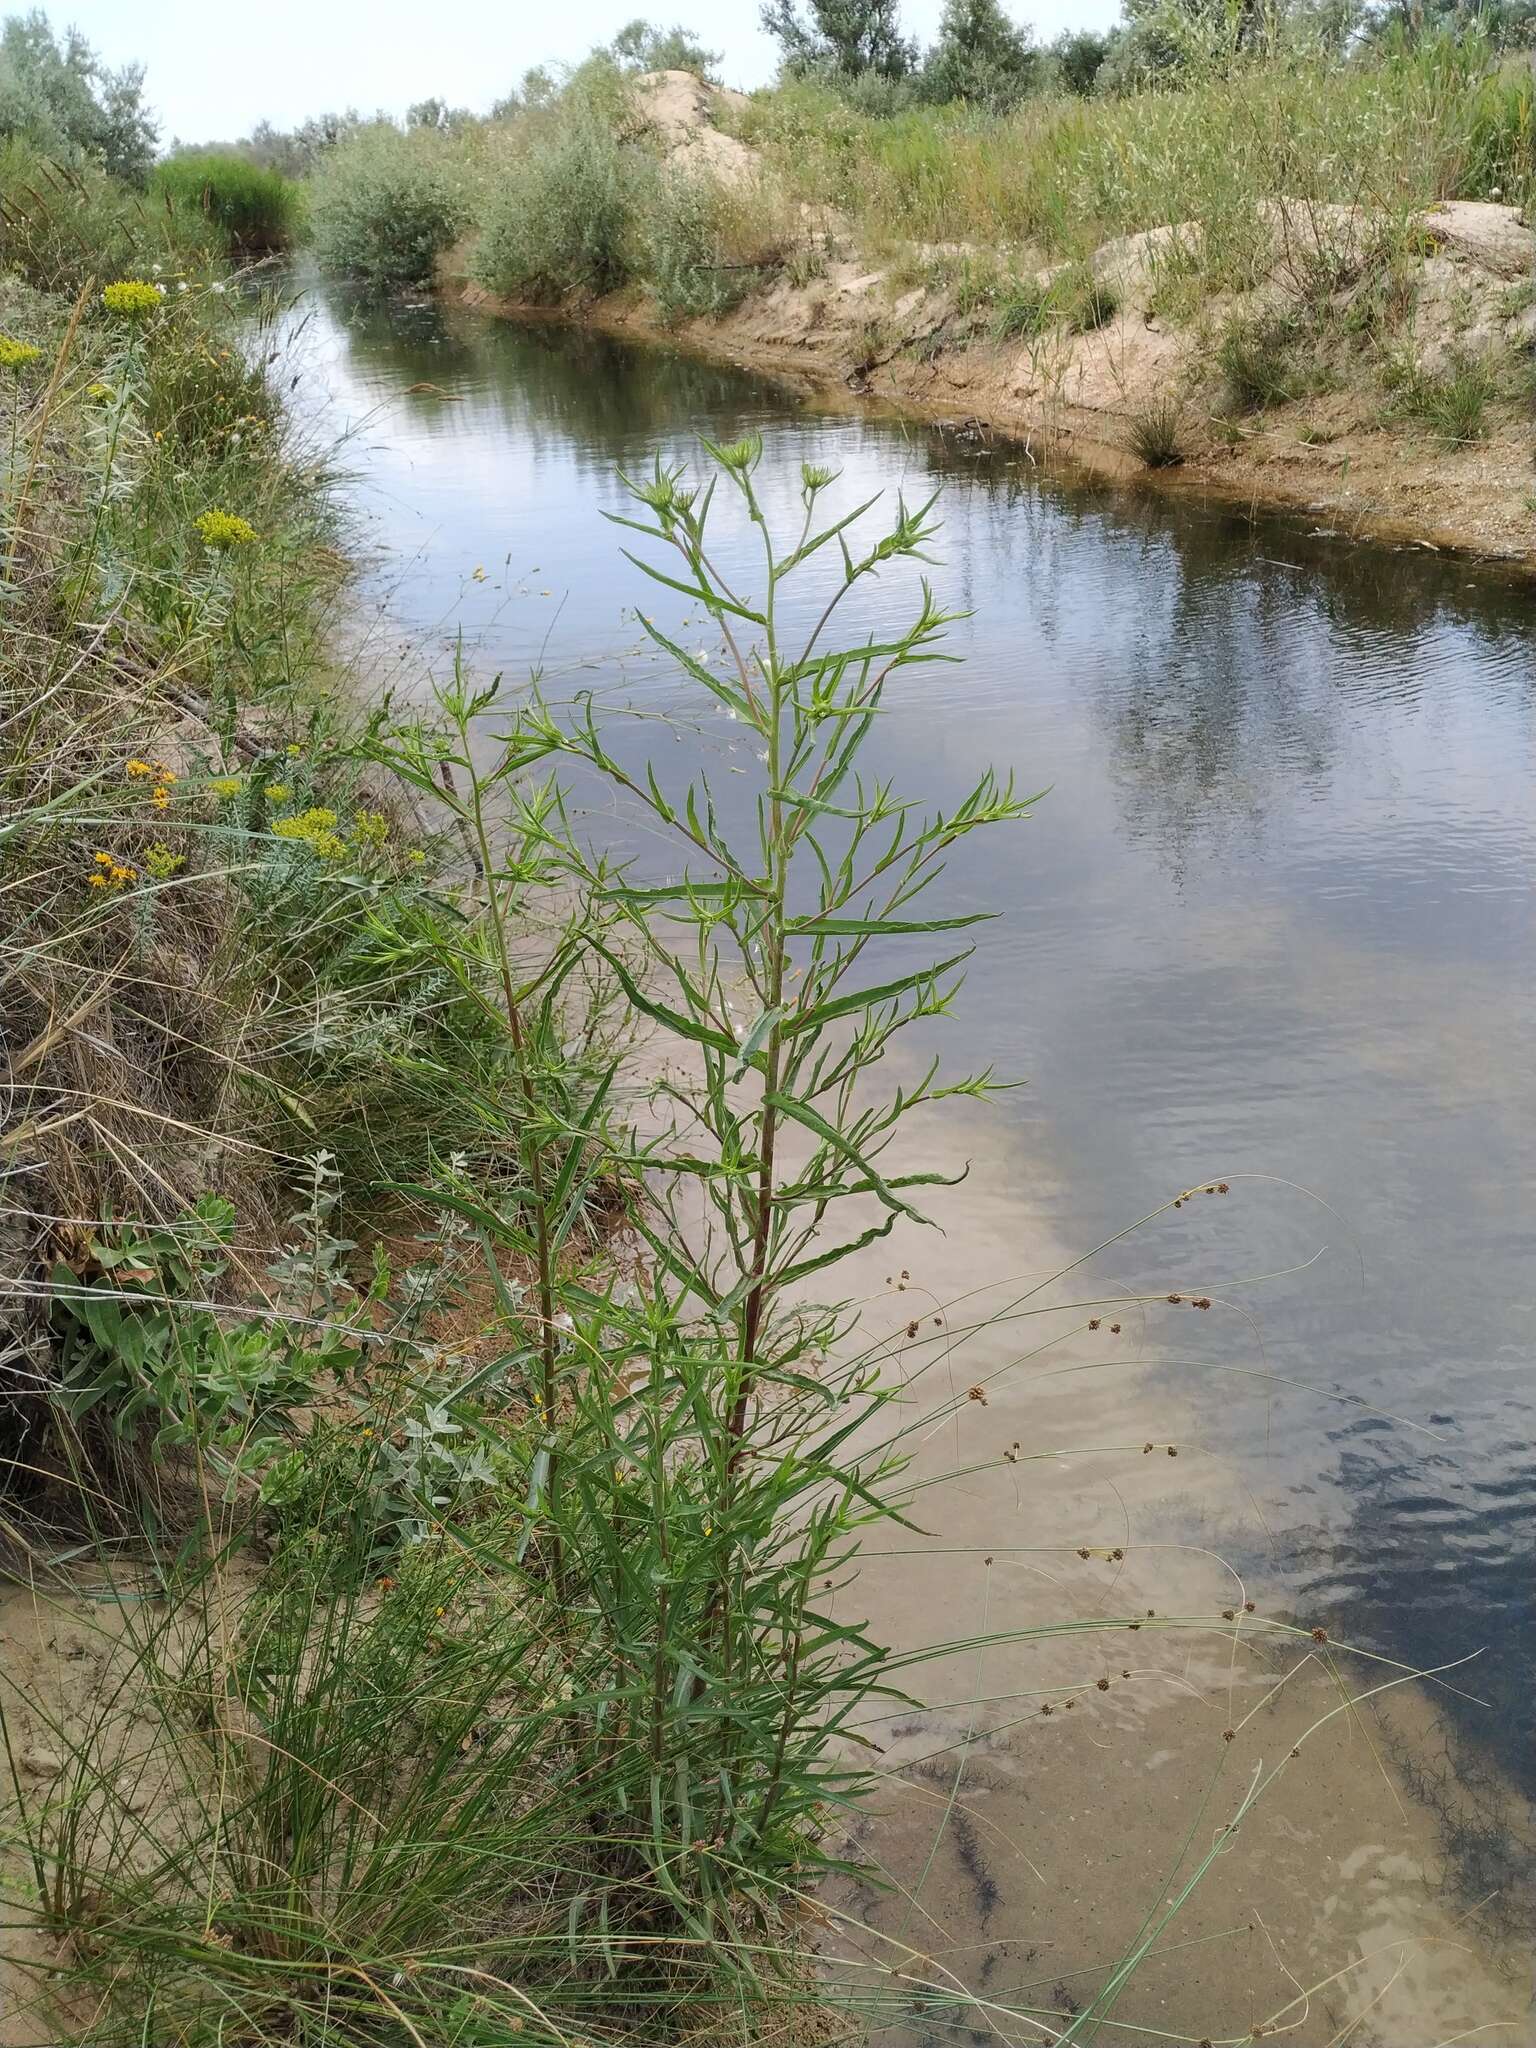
(350, 809, 390, 854)
(101, 280, 164, 318)
(0, 336, 42, 370)
(87, 850, 137, 892)
(271, 807, 347, 862)
(195, 509, 259, 550)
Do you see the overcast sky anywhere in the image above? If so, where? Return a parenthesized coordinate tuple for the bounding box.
(55, 0, 1121, 145)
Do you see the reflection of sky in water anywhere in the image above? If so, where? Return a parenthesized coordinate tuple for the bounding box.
(287, 281, 1536, 1795)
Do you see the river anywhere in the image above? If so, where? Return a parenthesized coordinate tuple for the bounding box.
(284, 281, 1535, 2044)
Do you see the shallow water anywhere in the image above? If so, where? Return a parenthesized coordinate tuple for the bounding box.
(284, 282, 1536, 2035)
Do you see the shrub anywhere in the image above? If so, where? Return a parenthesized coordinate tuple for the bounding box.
(642, 166, 772, 323)
(0, 11, 155, 182)
(151, 153, 303, 257)
(308, 125, 471, 287)
(472, 109, 650, 301)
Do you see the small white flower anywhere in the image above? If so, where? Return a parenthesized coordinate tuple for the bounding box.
(228, 432, 242, 446)
(151, 262, 162, 274)
(554, 1312, 574, 1333)
(211, 282, 227, 295)
(177, 280, 188, 293)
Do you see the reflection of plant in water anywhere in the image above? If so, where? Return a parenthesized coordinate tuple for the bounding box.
(1376, 1700, 1536, 1942)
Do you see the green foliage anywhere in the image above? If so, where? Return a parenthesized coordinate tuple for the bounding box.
(230, 109, 363, 178)
(643, 166, 765, 321)
(761, 0, 918, 80)
(608, 15, 723, 75)
(1057, 262, 1120, 330)
(151, 153, 303, 257)
(742, 36, 1536, 274)
(405, 94, 471, 132)
(308, 124, 472, 286)
(0, 140, 216, 293)
(49, 1196, 317, 1473)
(922, 0, 1040, 109)
(472, 109, 651, 300)
(990, 271, 1051, 338)
(0, 8, 155, 182)
(1047, 26, 1113, 93)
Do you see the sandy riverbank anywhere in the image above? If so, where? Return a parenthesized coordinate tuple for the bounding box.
(442, 69, 1536, 574)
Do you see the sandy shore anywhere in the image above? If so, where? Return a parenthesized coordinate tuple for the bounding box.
(442, 155, 1536, 578)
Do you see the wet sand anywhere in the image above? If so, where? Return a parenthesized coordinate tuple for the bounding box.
(805, 1102, 1532, 2045)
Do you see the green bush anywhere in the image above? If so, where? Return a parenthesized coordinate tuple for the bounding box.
(643, 166, 774, 323)
(472, 110, 651, 301)
(0, 139, 216, 292)
(151, 153, 303, 257)
(308, 125, 471, 287)
(1058, 263, 1119, 332)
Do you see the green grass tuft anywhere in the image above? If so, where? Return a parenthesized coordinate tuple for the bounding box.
(1217, 310, 1300, 412)
(1399, 351, 1500, 441)
(1127, 397, 1186, 467)
(151, 154, 303, 257)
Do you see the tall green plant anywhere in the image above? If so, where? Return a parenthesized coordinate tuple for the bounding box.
(559, 438, 1033, 1391)
(358, 443, 1039, 1941)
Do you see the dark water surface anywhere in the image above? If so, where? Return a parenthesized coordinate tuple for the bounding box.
(289, 285, 1536, 1815)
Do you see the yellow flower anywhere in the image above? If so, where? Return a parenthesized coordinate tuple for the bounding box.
(151, 787, 171, 810)
(209, 776, 243, 799)
(0, 336, 42, 370)
(285, 743, 302, 757)
(86, 851, 136, 892)
(265, 783, 290, 803)
(351, 808, 389, 853)
(125, 759, 154, 779)
(101, 280, 163, 317)
(271, 807, 346, 862)
(194, 508, 259, 550)
(407, 847, 426, 866)
(86, 381, 114, 403)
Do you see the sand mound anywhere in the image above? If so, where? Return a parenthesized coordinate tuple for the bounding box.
(633, 69, 758, 188)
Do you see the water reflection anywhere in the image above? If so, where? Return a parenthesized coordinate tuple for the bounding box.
(286, 281, 1536, 1827)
